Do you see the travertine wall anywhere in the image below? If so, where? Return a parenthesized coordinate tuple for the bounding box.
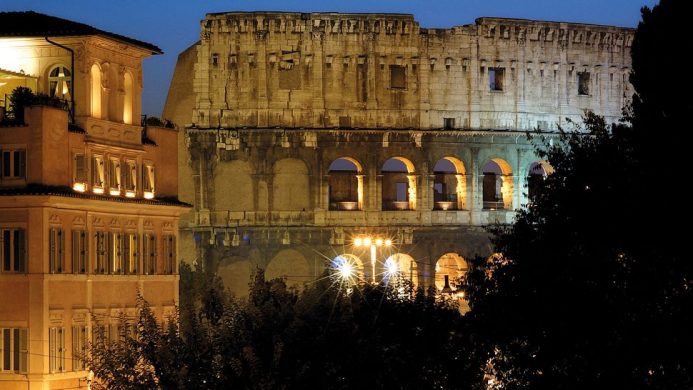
(164, 12, 633, 298)
(187, 12, 632, 131)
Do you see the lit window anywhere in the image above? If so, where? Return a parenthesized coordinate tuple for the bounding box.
(1, 228, 26, 273)
(72, 230, 87, 274)
(1, 148, 26, 179)
(489, 68, 505, 91)
(48, 327, 65, 373)
(92, 155, 105, 194)
(48, 227, 64, 273)
(143, 163, 155, 199)
(123, 72, 133, 125)
(578, 72, 590, 95)
(1, 328, 28, 373)
(108, 158, 121, 196)
(72, 325, 87, 371)
(49, 65, 71, 100)
(73, 154, 87, 192)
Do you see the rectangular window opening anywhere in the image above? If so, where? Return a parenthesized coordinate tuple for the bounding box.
(389, 65, 406, 89)
(578, 71, 590, 95)
(489, 67, 505, 91)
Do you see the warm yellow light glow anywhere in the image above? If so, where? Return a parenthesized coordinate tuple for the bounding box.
(143, 191, 155, 200)
(92, 187, 104, 195)
(385, 239, 392, 247)
(0, 41, 39, 76)
(109, 189, 121, 196)
(363, 237, 372, 246)
(338, 262, 354, 279)
(354, 237, 362, 247)
(386, 259, 398, 275)
(123, 72, 133, 124)
(125, 191, 136, 198)
(72, 182, 86, 193)
(375, 238, 383, 247)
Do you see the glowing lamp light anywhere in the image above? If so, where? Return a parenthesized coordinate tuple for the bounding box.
(385, 239, 392, 247)
(375, 238, 383, 247)
(92, 187, 104, 195)
(143, 191, 155, 200)
(385, 259, 398, 276)
(354, 237, 363, 247)
(363, 237, 372, 247)
(338, 262, 354, 279)
(72, 182, 86, 193)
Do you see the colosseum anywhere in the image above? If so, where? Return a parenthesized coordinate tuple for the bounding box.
(163, 12, 633, 297)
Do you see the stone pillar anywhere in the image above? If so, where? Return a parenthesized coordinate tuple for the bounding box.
(356, 174, 365, 210)
(455, 174, 466, 210)
(407, 174, 418, 210)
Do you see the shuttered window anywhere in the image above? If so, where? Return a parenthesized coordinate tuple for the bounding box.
(49, 327, 65, 373)
(72, 230, 88, 274)
(1, 328, 28, 373)
(49, 227, 64, 273)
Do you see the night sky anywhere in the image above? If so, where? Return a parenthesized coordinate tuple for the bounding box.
(3, 0, 657, 116)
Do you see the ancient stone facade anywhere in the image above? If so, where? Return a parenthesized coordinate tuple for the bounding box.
(163, 12, 633, 297)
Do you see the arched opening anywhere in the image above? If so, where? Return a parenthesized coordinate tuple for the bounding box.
(482, 159, 513, 210)
(123, 72, 133, 124)
(383, 253, 418, 288)
(382, 157, 416, 210)
(48, 65, 71, 100)
(434, 253, 468, 292)
(266, 249, 312, 290)
(90, 64, 102, 119)
(331, 254, 364, 285)
(433, 157, 466, 210)
(527, 161, 553, 202)
(328, 158, 363, 211)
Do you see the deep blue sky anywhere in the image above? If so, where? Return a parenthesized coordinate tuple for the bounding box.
(4, 0, 657, 116)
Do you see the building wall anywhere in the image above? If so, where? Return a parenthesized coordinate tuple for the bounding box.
(165, 12, 633, 298)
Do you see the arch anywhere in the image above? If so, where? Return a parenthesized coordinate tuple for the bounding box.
(331, 254, 365, 284)
(266, 249, 312, 290)
(328, 157, 363, 211)
(48, 64, 71, 99)
(382, 157, 417, 210)
(216, 160, 254, 211)
(106, 64, 119, 121)
(123, 71, 133, 124)
(433, 156, 467, 210)
(482, 158, 513, 210)
(218, 259, 253, 298)
(272, 158, 310, 211)
(434, 253, 468, 291)
(382, 253, 418, 287)
(527, 160, 553, 202)
(90, 64, 102, 119)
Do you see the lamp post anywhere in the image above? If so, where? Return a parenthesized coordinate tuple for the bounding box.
(353, 235, 392, 284)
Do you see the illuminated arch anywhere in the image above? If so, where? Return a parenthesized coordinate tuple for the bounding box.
(482, 158, 513, 210)
(328, 157, 363, 210)
(90, 64, 102, 119)
(48, 64, 71, 99)
(266, 249, 312, 290)
(382, 253, 418, 287)
(382, 157, 417, 210)
(331, 254, 365, 284)
(433, 157, 467, 210)
(434, 253, 468, 291)
(527, 160, 554, 202)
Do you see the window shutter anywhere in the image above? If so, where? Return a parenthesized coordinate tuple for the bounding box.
(15, 150, 26, 178)
(16, 230, 26, 273)
(57, 229, 63, 272)
(49, 328, 56, 372)
(49, 229, 56, 273)
(59, 328, 64, 372)
(75, 154, 86, 182)
(123, 234, 131, 274)
(81, 231, 88, 273)
(18, 329, 27, 373)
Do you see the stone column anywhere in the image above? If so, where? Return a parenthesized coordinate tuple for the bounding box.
(407, 174, 418, 210)
(356, 174, 365, 210)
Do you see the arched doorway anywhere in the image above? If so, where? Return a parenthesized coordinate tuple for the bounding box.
(527, 161, 553, 203)
(382, 253, 418, 287)
(482, 159, 513, 210)
(382, 157, 416, 210)
(433, 157, 466, 210)
(328, 158, 363, 210)
(434, 253, 468, 292)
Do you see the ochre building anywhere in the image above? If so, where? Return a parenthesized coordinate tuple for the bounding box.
(0, 12, 187, 390)
(163, 12, 634, 297)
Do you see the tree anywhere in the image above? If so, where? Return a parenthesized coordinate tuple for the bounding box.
(464, 1, 693, 388)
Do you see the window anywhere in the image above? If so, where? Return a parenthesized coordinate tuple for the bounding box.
(49, 327, 65, 373)
(108, 159, 121, 196)
(49, 227, 64, 273)
(163, 234, 176, 274)
(489, 68, 505, 91)
(90, 64, 102, 119)
(443, 118, 455, 130)
(389, 65, 406, 89)
(94, 231, 107, 274)
(49, 66, 71, 99)
(123, 233, 138, 274)
(73, 154, 87, 192)
(123, 72, 133, 125)
(72, 230, 88, 274)
(92, 155, 105, 194)
(1, 328, 27, 373)
(143, 234, 156, 275)
(1, 149, 26, 179)
(108, 232, 123, 274)
(1, 228, 26, 273)
(578, 72, 590, 95)
(72, 325, 87, 371)
(143, 163, 155, 199)
(123, 161, 137, 197)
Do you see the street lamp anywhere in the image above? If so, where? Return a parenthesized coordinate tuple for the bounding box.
(353, 235, 392, 284)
